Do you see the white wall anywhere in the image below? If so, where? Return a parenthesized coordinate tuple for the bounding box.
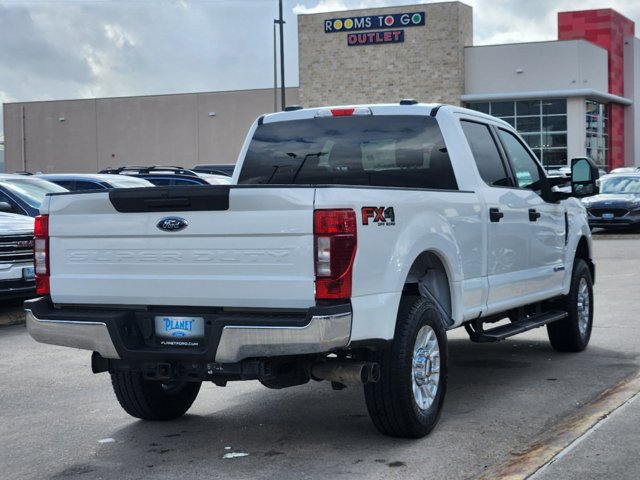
(566, 97, 585, 163)
(465, 40, 608, 95)
(624, 36, 640, 167)
(3, 88, 298, 174)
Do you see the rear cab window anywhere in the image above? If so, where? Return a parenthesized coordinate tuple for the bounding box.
(238, 115, 458, 190)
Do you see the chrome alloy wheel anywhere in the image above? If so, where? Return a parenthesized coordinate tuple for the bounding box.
(576, 277, 591, 337)
(412, 325, 441, 411)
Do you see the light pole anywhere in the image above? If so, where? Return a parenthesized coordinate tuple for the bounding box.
(273, 19, 278, 112)
(278, 0, 285, 110)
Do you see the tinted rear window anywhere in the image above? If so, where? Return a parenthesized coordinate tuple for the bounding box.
(238, 115, 457, 190)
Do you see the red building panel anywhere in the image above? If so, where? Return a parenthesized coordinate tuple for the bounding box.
(558, 10, 634, 169)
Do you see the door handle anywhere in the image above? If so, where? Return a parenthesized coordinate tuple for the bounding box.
(490, 208, 504, 223)
(529, 209, 541, 222)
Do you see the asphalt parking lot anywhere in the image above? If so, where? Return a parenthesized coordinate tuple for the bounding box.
(1, 232, 639, 480)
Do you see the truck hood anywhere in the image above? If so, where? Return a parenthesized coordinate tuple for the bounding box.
(0, 212, 34, 235)
(582, 193, 640, 208)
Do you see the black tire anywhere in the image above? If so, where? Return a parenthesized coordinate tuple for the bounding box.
(547, 258, 593, 352)
(111, 371, 202, 420)
(364, 296, 448, 438)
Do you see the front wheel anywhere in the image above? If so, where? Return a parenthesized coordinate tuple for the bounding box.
(547, 258, 594, 352)
(111, 371, 202, 420)
(364, 296, 448, 438)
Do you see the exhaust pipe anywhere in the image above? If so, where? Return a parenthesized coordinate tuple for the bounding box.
(311, 361, 379, 385)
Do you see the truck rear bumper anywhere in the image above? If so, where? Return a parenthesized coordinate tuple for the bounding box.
(214, 312, 351, 362)
(26, 311, 121, 359)
(24, 297, 352, 364)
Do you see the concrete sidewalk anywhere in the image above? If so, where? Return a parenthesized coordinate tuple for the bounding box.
(532, 392, 640, 480)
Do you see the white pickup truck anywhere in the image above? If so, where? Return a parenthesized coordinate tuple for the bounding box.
(25, 103, 599, 438)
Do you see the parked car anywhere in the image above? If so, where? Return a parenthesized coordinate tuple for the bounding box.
(609, 166, 640, 174)
(36, 173, 155, 191)
(581, 173, 640, 229)
(0, 212, 35, 299)
(99, 166, 230, 186)
(191, 163, 235, 176)
(0, 174, 68, 217)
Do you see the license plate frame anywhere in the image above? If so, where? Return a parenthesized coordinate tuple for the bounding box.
(154, 316, 205, 347)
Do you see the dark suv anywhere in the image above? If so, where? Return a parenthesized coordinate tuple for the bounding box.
(191, 163, 235, 177)
(99, 166, 230, 186)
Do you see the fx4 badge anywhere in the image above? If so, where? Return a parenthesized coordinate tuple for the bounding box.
(361, 206, 395, 226)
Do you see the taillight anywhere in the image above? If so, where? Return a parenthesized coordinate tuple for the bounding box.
(34, 215, 50, 296)
(314, 209, 357, 300)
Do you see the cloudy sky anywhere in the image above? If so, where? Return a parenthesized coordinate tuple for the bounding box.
(1, 0, 640, 135)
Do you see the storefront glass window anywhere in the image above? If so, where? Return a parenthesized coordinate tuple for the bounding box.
(466, 99, 568, 167)
(585, 100, 608, 168)
(516, 100, 540, 116)
(491, 101, 514, 117)
(516, 117, 541, 132)
(472, 102, 490, 114)
(543, 99, 567, 115)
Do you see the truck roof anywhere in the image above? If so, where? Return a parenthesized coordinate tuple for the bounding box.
(259, 102, 512, 129)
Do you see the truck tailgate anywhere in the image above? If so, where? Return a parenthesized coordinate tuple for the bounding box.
(45, 186, 316, 308)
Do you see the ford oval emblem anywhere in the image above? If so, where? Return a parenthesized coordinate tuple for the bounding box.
(157, 217, 188, 232)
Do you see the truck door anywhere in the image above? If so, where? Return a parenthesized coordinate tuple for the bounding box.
(494, 128, 565, 299)
(460, 120, 532, 312)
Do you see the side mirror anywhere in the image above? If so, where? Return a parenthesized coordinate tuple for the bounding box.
(0, 201, 13, 212)
(571, 157, 599, 197)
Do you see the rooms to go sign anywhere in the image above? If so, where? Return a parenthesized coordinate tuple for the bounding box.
(324, 12, 425, 33)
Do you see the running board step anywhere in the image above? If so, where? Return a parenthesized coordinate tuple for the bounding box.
(466, 310, 568, 343)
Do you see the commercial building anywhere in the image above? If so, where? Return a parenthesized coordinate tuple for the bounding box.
(0, 134, 4, 172)
(2, 88, 298, 174)
(2, 2, 639, 173)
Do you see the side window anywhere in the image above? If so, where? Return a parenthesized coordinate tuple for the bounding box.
(53, 180, 75, 190)
(497, 129, 541, 192)
(171, 178, 200, 186)
(147, 177, 171, 186)
(75, 181, 103, 190)
(461, 120, 512, 187)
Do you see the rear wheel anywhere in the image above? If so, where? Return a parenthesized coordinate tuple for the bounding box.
(547, 258, 593, 352)
(364, 296, 448, 438)
(111, 371, 201, 420)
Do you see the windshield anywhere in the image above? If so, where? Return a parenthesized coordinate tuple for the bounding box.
(1, 178, 68, 208)
(238, 115, 458, 190)
(599, 176, 640, 194)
